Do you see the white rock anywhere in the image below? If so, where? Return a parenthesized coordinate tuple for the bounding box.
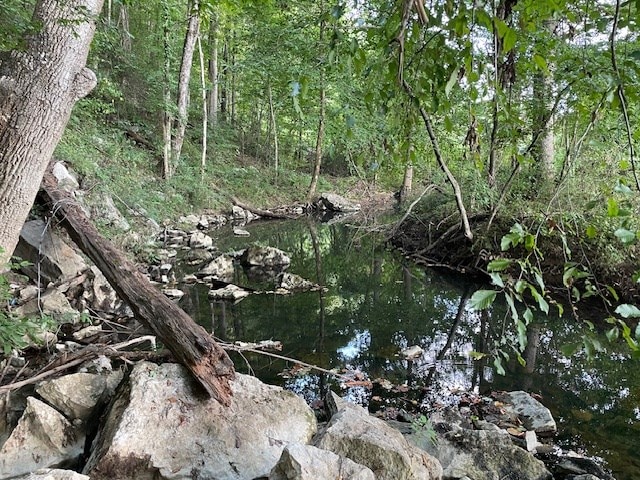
(37, 372, 107, 421)
(12, 468, 90, 480)
(208, 284, 250, 301)
(84, 362, 317, 479)
(189, 231, 213, 249)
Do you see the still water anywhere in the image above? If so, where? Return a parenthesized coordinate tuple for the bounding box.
(178, 218, 639, 479)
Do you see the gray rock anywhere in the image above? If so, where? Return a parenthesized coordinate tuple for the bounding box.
(0, 397, 84, 478)
(501, 391, 557, 434)
(72, 325, 102, 340)
(90, 266, 127, 313)
(318, 193, 361, 212)
(241, 246, 291, 269)
(13, 468, 90, 480)
(84, 362, 317, 480)
(16, 289, 81, 324)
(87, 192, 130, 231)
(198, 254, 235, 282)
(316, 393, 443, 480)
(183, 248, 214, 266)
(14, 219, 87, 285)
(208, 284, 250, 301)
(162, 288, 185, 300)
(233, 228, 251, 237)
(407, 422, 551, 480)
(36, 372, 108, 421)
(189, 231, 213, 249)
(269, 443, 375, 480)
(52, 162, 80, 192)
(278, 273, 318, 292)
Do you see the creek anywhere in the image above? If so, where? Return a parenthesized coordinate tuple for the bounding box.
(177, 217, 639, 480)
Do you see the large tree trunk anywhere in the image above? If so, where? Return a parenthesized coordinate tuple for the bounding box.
(171, 0, 200, 166)
(0, 0, 104, 266)
(41, 168, 235, 405)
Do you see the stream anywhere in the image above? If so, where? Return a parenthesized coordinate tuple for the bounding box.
(177, 217, 639, 480)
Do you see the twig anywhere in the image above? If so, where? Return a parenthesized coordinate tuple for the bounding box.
(388, 184, 444, 240)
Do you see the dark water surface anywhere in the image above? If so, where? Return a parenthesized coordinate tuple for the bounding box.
(178, 218, 639, 479)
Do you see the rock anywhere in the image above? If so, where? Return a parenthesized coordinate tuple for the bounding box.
(525, 430, 539, 452)
(13, 468, 90, 480)
(162, 288, 185, 300)
(278, 273, 318, 292)
(183, 248, 214, 266)
(87, 192, 131, 231)
(233, 228, 251, 237)
(52, 161, 80, 191)
(178, 214, 200, 226)
(269, 443, 375, 480)
(316, 393, 443, 480)
(189, 231, 213, 249)
(0, 397, 84, 478)
(90, 266, 126, 313)
(241, 246, 291, 269)
(318, 193, 361, 212)
(401, 345, 424, 360)
(551, 452, 615, 480)
(500, 391, 557, 435)
(72, 325, 103, 340)
(84, 362, 317, 479)
(15, 219, 87, 285)
(16, 289, 81, 324)
(198, 254, 235, 282)
(36, 372, 107, 421)
(208, 284, 250, 301)
(406, 419, 551, 480)
(232, 205, 259, 222)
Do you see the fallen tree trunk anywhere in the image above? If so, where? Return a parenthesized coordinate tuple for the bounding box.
(40, 167, 235, 405)
(231, 196, 294, 219)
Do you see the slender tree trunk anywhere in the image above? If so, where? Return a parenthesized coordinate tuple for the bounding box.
(0, 0, 103, 266)
(161, 0, 172, 178)
(230, 31, 236, 125)
(220, 40, 228, 121)
(400, 163, 413, 202)
(207, 16, 219, 127)
(268, 84, 279, 179)
(171, 0, 200, 166)
(307, 0, 326, 202)
(118, 3, 132, 52)
(197, 34, 207, 176)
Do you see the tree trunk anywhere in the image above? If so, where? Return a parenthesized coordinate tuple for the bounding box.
(41, 168, 235, 405)
(399, 163, 413, 202)
(118, 3, 132, 52)
(307, 0, 327, 202)
(171, 0, 200, 166)
(207, 16, 219, 127)
(161, 0, 173, 178)
(197, 34, 207, 176)
(268, 84, 279, 179)
(0, 0, 104, 266)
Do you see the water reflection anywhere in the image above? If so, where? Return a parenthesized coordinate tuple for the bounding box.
(178, 219, 639, 480)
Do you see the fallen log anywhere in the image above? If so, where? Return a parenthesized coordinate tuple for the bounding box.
(40, 167, 235, 405)
(231, 195, 294, 219)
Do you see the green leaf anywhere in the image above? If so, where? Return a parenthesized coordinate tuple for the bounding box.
(530, 287, 549, 314)
(533, 53, 548, 72)
(493, 356, 505, 375)
(560, 342, 581, 356)
(505, 293, 518, 321)
(586, 225, 597, 239)
(516, 319, 527, 350)
(487, 258, 513, 271)
(445, 68, 458, 97)
(614, 228, 636, 244)
(614, 181, 632, 195)
(523, 308, 533, 325)
(468, 351, 487, 360)
(615, 304, 640, 318)
(607, 198, 619, 217)
(490, 272, 505, 288)
(503, 28, 517, 53)
(524, 234, 535, 251)
(606, 327, 619, 342)
(469, 290, 497, 310)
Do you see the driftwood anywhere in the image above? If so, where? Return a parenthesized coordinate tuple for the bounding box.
(40, 167, 235, 405)
(231, 196, 293, 219)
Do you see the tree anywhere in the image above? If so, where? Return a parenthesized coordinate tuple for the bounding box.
(0, 0, 104, 266)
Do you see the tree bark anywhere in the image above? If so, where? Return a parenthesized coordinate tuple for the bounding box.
(161, 0, 173, 178)
(207, 16, 219, 127)
(0, 0, 103, 266)
(41, 168, 236, 405)
(171, 0, 200, 166)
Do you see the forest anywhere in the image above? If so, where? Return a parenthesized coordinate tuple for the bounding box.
(1, 1, 640, 373)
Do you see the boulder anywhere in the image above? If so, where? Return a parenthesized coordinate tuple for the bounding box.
(90, 266, 127, 314)
(162, 288, 185, 300)
(198, 254, 235, 282)
(86, 192, 131, 231)
(241, 246, 291, 269)
(316, 393, 442, 480)
(13, 468, 90, 480)
(208, 284, 250, 302)
(318, 193, 361, 212)
(36, 372, 108, 422)
(183, 249, 214, 266)
(16, 289, 81, 324)
(189, 231, 213, 249)
(52, 162, 80, 192)
(84, 362, 317, 480)
(499, 391, 557, 435)
(233, 228, 251, 237)
(278, 273, 318, 292)
(0, 397, 84, 478)
(408, 421, 551, 480)
(269, 443, 375, 480)
(14, 219, 87, 285)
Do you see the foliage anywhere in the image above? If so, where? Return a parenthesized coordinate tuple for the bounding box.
(411, 414, 438, 446)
